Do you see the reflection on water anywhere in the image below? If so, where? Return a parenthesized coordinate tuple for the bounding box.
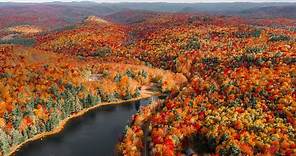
(16, 97, 158, 156)
(135, 100, 140, 111)
(122, 102, 134, 111)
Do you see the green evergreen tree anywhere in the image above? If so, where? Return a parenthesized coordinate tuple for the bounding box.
(45, 119, 53, 132)
(3, 112, 9, 122)
(12, 128, 23, 146)
(134, 88, 141, 97)
(0, 129, 10, 155)
(28, 125, 38, 137)
(107, 93, 116, 102)
(12, 106, 21, 116)
(22, 128, 29, 141)
(36, 119, 46, 133)
(56, 98, 65, 119)
(114, 73, 121, 82)
(125, 69, 135, 78)
(124, 90, 132, 100)
(140, 70, 148, 79)
(46, 98, 54, 110)
(11, 106, 23, 129)
(50, 109, 61, 128)
(12, 116, 22, 130)
(184, 36, 201, 50)
(63, 98, 72, 117)
(49, 84, 59, 97)
(74, 97, 82, 112)
(27, 100, 35, 109)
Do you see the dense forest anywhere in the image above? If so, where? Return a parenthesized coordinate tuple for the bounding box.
(0, 2, 296, 156)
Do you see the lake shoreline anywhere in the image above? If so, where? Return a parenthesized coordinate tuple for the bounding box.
(8, 91, 159, 156)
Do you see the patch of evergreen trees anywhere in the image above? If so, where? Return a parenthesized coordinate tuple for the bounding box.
(0, 71, 145, 154)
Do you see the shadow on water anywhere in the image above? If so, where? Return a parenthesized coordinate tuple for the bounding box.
(15, 96, 159, 156)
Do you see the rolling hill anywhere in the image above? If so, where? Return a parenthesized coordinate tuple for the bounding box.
(238, 5, 296, 19)
(0, 2, 295, 31)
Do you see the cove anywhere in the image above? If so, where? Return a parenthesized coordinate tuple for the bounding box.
(15, 96, 160, 156)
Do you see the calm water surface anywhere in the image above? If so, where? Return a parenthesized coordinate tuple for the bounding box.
(16, 96, 159, 156)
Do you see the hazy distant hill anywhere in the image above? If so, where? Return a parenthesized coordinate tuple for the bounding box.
(105, 3, 296, 24)
(236, 5, 296, 19)
(106, 10, 161, 24)
(0, 1, 295, 30)
(102, 2, 294, 13)
(0, 2, 116, 30)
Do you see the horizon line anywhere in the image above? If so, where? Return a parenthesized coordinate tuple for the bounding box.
(0, 1, 296, 4)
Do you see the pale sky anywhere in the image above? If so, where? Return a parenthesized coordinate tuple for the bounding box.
(1, 0, 296, 3)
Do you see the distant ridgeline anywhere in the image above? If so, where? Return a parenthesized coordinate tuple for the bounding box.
(0, 2, 295, 30)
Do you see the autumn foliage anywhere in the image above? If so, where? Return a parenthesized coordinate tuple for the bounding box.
(119, 14, 296, 156)
(0, 43, 184, 155)
(0, 11, 296, 156)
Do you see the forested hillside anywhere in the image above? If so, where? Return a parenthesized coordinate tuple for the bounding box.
(0, 2, 295, 156)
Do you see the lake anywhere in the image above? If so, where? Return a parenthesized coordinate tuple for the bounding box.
(15, 96, 160, 156)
